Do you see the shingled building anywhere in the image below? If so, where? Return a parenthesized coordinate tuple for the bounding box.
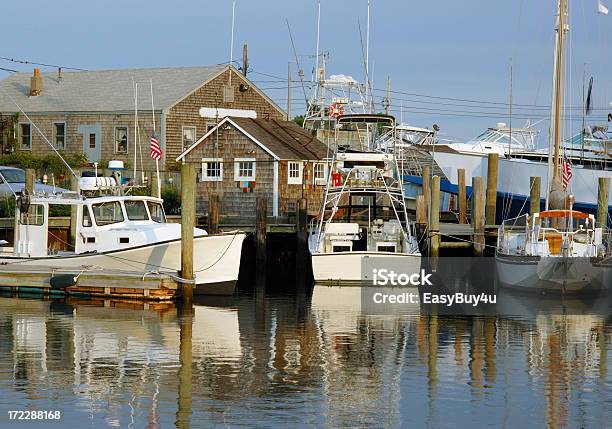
(0, 65, 285, 173)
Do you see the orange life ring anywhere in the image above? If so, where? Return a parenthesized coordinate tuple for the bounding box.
(329, 103, 345, 119)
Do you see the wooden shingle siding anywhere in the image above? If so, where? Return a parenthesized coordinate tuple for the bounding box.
(12, 112, 162, 170)
(166, 69, 284, 163)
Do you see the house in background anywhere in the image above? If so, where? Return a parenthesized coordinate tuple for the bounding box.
(177, 116, 331, 218)
(0, 65, 284, 175)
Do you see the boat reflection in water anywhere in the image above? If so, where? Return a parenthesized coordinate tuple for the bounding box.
(0, 287, 610, 428)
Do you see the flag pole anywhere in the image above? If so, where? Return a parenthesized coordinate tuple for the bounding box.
(150, 79, 161, 198)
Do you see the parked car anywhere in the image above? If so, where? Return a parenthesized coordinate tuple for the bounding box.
(0, 166, 69, 197)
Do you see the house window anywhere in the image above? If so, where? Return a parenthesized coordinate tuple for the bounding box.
(114, 126, 128, 154)
(53, 122, 66, 150)
(89, 133, 96, 149)
(19, 123, 31, 150)
(182, 126, 196, 151)
(288, 161, 303, 185)
(313, 162, 327, 185)
(234, 158, 256, 181)
(201, 158, 223, 181)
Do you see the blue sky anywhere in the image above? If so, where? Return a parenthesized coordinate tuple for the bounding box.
(1, 0, 610, 141)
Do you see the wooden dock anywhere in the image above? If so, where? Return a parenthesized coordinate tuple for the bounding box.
(0, 266, 178, 301)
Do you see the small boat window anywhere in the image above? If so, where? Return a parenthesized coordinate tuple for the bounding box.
(92, 201, 124, 226)
(19, 204, 44, 226)
(83, 207, 92, 227)
(125, 200, 149, 221)
(147, 201, 166, 223)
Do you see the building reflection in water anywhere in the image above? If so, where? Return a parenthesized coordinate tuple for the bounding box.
(0, 287, 610, 428)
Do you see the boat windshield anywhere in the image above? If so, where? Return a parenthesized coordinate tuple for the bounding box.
(92, 201, 124, 226)
(147, 201, 166, 223)
(124, 200, 149, 221)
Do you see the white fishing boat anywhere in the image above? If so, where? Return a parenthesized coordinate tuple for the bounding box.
(308, 124, 421, 284)
(0, 191, 246, 295)
(495, 0, 612, 294)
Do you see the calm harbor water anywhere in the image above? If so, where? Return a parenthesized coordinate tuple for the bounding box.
(0, 287, 611, 428)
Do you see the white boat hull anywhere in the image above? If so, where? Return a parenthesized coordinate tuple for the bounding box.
(0, 232, 246, 295)
(434, 151, 612, 208)
(312, 251, 422, 285)
(495, 254, 612, 293)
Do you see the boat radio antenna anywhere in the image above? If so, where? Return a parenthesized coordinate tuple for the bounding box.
(1, 89, 78, 179)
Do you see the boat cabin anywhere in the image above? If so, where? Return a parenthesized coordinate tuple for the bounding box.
(10, 194, 171, 257)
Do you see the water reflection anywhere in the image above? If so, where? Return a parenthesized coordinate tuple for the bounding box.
(0, 289, 610, 428)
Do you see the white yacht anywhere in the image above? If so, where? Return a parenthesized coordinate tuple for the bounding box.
(0, 192, 246, 295)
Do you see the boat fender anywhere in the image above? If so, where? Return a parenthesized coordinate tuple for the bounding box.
(50, 274, 77, 289)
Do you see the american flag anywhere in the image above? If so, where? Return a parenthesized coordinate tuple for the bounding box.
(150, 131, 162, 161)
(562, 159, 572, 191)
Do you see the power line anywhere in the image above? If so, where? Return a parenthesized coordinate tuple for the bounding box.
(0, 66, 18, 73)
(0, 56, 87, 71)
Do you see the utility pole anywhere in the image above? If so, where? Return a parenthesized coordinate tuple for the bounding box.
(242, 44, 248, 77)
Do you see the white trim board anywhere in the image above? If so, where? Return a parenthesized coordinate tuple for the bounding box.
(176, 117, 280, 162)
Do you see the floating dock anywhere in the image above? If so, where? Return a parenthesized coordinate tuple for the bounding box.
(0, 266, 178, 301)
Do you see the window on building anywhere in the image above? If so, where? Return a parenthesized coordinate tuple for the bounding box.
(201, 158, 223, 181)
(114, 127, 128, 154)
(20, 123, 31, 150)
(313, 162, 327, 185)
(234, 158, 256, 181)
(182, 126, 196, 151)
(89, 133, 96, 149)
(53, 122, 66, 150)
(288, 161, 303, 185)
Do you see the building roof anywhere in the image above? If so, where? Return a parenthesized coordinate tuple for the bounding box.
(0, 65, 227, 113)
(177, 117, 330, 161)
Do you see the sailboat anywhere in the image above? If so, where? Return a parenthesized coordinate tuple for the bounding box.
(494, 0, 612, 294)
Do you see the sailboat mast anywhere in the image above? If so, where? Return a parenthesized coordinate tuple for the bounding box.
(552, 0, 567, 181)
(545, 0, 566, 209)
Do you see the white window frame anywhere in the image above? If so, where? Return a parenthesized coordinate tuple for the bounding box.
(114, 126, 129, 154)
(234, 158, 256, 181)
(52, 121, 66, 150)
(201, 158, 223, 182)
(19, 122, 32, 151)
(288, 161, 303, 185)
(182, 126, 196, 151)
(313, 162, 328, 185)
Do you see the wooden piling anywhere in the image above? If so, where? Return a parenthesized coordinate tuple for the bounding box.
(430, 176, 441, 258)
(597, 177, 610, 228)
(25, 168, 35, 195)
(256, 196, 267, 272)
(472, 177, 485, 255)
(485, 153, 499, 225)
(208, 193, 219, 234)
(530, 176, 541, 215)
(415, 195, 427, 246)
(180, 163, 195, 302)
(458, 168, 467, 224)
(422, 165, 431, 216)
(296, 198, 308, 287)
(70, 173, 79, 250)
